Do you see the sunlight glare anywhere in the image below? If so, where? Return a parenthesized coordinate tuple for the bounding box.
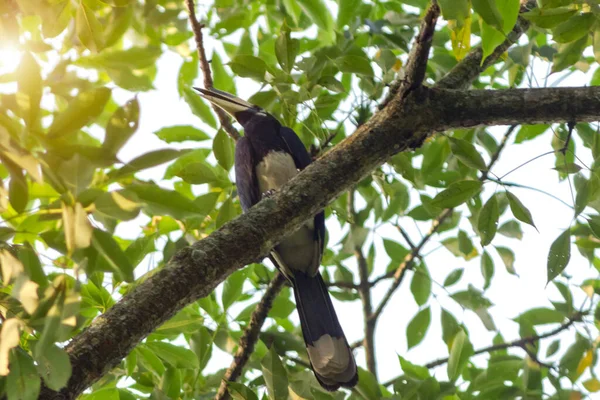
(0, 45, 23, 73)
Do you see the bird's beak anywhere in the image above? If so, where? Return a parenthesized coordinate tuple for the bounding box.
(193, 87, 254, 117)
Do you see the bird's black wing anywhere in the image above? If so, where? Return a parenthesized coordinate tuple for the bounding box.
(279, 126, 326, 265)
(234, 136, 259, 212)
(279, 126, 312, 169)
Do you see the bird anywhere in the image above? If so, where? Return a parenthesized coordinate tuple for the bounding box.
(195, 87, 358, 391)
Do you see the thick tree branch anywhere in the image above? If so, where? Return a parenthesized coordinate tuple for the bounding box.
(215, 272, 286, 400)
(185, 0, 241, 141)
(383, 311, 583, 387)
(40, 84, 600, 399)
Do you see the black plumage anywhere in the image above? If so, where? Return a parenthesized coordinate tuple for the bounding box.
(195, 87, 358, 391)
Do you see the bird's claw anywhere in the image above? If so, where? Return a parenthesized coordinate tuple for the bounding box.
(262, 189, 277, 199)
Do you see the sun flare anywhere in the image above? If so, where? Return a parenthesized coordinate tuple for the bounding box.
(0, 45, 23, 73)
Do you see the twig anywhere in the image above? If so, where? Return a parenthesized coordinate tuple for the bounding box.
(381, 1, 440, 107)
(348, 189, 377, 378)
(436, 0, 537, 90)
(215, 273, 286, 400)
(185, 0, 241, 141)
(326, 280, 359, 289)
(369, 124, 517, 323)
(480, 125, 517, 181)
(395, 223, 417, 251)
(382, 311, 583, 387)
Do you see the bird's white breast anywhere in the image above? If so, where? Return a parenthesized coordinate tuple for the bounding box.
(256, 151, 298, 193)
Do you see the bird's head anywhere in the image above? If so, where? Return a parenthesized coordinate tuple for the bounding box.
(194, 87, 267, 127)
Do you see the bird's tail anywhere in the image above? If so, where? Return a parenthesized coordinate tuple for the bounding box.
(292, 271, 358, 391)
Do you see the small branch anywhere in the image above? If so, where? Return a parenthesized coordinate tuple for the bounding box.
(425, 312, 582, 370)
(369, 123, 517, 323)
(395, 223, 417, 251)
(348, 189, 377, 378)
(326, 280, 359, 290)
(215, 273, 287, 400)
(185, 0, 241, 141)
(382, 311, 583, 387)
(436, 0, 537, 90)
(480, 125, 517, 181)
(381, 1, 440, 107)
(369, 208, 451, 322)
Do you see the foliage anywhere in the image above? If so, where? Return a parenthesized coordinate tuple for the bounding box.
(0, 0, 599, 399)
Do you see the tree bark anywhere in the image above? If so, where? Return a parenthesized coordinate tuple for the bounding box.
(40, 85, 600, 399)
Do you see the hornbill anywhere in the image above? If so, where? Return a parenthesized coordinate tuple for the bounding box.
(195, 87, 358, 391)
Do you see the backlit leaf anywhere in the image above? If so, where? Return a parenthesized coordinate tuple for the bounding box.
(431, 180, 482, 208)
(547, 229, 571, 283)
(478, 194, 499, 246)
(407, 306, 431, 349)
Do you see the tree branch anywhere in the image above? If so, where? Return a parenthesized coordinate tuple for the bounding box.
(369, 124, 517, 323)
(185, 0, 241, 141)
(382, 311, 583, 387)
(348, 189, 377, 378)
(39, 83, 600, 399)
(215, 273, 287, 400)
(436, 0, 537, 90)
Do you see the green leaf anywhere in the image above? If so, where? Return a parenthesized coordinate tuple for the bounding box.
(515, 124, 549, 143)
(431, 180, 482, 208)
(190, 326, 213, 371)
(441, 309, 461, 346)
(552, 35, 588, 74)
(496, 246, 517, 275)
(516, 307, 565, 325)
(478, 194, 499, 246)
(216, 197, 238, 228)
(547, 229, 571, 283)
(398, 356, 430, 380)
(178, 54, 198, 97)
(145, 342, 199, 369)
(94, 190, 141, 221)
(91, 228, 134, 282)
(407, 306, 431, 349)
(472, 0, 504, 32)
(438, 0, 470, 23)
(444, 268, 464, 287)
(17, 52, 42, 128)
(8, 166, 28, 214)
(447, 329, 472, 381)
(212, 53, 236, 95)
(33, 344, 71, 391)
(227, 382, 259, 400)
(261, 346, 289, 400)
(410, 265, 431, 306)
(110, 149, 189, 180)
(296, 0, 334, 42)
(6, 349, 41, 400)
(553, 13, 596, 43)
(48, 87, 111, 139)
(522, 7, 578, 29)
(498, 220, 523, 239)
(337, 0, 362, 27)
(449, 137, 487, 170)
(506, 191, 536, 228)
(480, 250, 494, 290)
(222, 268, 246, 310)
(546, 340, 560, 357)
(77, 46, 161, 70)
(335, 55, 374, 76)
(154, 125, 210, 143)
(275, 26, 299, 73)
(355, 368, 382, 400)
(76, 1, 104, 52)
(103, 97, 140, 155)
(128, 183, 207, 219)
(183, 87, 217, 128)
(553, 163, 582, 174)
(383, 239, 409, 263)
(213, 129, 235, 171)
(588, 215, 600, 239)
(229, 55, 267, 81)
